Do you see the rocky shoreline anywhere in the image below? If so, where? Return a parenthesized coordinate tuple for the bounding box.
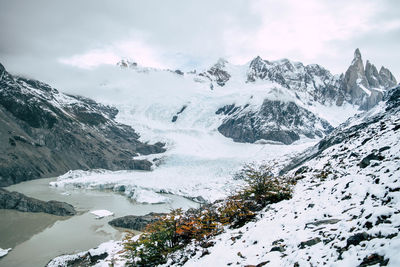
(0, 188, 76, 216)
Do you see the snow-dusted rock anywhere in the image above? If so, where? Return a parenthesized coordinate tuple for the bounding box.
(46, 240, 124, 267)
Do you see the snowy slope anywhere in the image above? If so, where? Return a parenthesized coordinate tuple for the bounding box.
(159, 86, 400, 267)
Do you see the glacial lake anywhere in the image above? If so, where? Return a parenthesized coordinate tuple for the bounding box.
(0, 177, 198, 267)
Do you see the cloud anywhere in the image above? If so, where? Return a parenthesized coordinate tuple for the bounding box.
(59, 38, 166, 69)
(0, 0, 399, 90)
(224, 0, 378, 64)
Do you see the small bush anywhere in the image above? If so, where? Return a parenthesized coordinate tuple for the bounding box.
(240, 163, 295, 206)
(124, 209, 185, 266)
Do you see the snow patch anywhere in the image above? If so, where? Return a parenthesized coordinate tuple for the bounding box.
(90, 210, 114, 219)
(131, 188, 171, 204)
(0, 248, 11, 258)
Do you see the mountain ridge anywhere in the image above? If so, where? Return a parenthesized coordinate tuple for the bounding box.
(0, 63, 165, 187)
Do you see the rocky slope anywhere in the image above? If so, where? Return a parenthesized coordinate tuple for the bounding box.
(166, 85, 400, 266)
(217, 100, 333, 145)
(0, 63, 165, 186)
(141, 88, 399, 267)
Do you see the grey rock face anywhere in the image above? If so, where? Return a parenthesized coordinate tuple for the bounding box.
(346, 232, 369, 248)
(379, 66, 397, 88)
(0, 63, 166, 186)
(343, 48, 370, 105)
(108, 212, 164, 231)
(217, 100, 333, 145)
(365, 60, 381, 88)
(0, 188, 76, 216)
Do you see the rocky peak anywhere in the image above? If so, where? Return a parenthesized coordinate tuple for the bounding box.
(343, 49, 397, 109)
(353, 48, 362, 63)
(344, 48, 369, 92)
(117, 59, 138, 68)
(343, 49, 370, 107)
(199, 58, 231, 86)
(249, 56, 265, 68)
(379, 66, 397, 88)
(214, 58, 228, 68)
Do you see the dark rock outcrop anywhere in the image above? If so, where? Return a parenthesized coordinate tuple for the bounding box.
(298, 237, 321, 248)
(346, 232, 369, 248)
(217, 100, 333, 145)
(0, 188, 76, 216)
(359, 153, 385, 168)
(358, 254, 389, 266)
(0, 62, 165, 187)
(108, 212, 165, 231)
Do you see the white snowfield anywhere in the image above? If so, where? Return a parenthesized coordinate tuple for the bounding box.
(49, 62, 358, 204)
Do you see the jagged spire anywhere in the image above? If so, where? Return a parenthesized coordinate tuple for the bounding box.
(354, 48, 362, 60)
(0, 63, 6, 80)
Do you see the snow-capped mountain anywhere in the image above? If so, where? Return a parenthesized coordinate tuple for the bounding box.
(0, 63, 165, 186)
(188, 49, 396, 144)
(246, 56, 344, 106)
(201, 49, 396, 110)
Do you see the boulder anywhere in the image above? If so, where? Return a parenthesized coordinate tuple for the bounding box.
(108, 212, 165, 231)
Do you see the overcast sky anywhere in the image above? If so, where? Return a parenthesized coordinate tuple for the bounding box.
(0, 0, 399, 91)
